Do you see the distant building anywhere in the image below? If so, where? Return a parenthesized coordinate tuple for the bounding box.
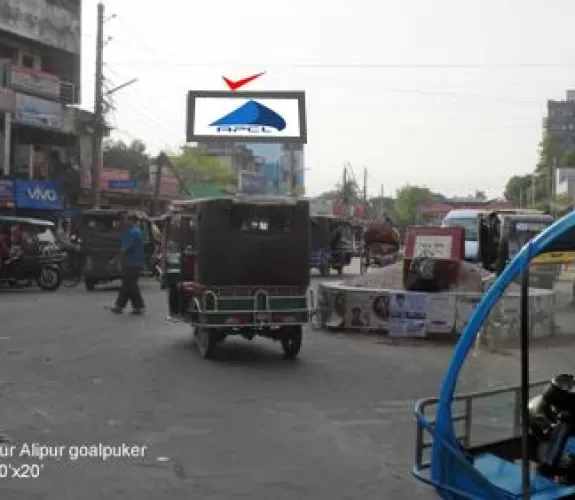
(196, 141, 305, 195)
(544, 90, 575, 163)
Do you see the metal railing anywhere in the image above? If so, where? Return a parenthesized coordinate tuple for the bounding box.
(414, 380, 549, 472)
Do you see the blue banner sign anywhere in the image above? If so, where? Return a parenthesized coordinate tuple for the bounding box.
(14, 180, 64, 210)
(108, 179, 137, 190)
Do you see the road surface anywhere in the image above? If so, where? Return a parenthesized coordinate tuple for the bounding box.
(0, 264, 573, 499)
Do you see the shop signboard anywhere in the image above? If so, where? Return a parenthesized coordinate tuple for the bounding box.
(13, 93, 64, 130)
(10, 66, 60, 100)
(108, 179, 137, 190)
(14, 180, 63, 210)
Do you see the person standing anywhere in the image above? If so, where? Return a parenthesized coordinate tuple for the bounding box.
(109, 213, 145, 315)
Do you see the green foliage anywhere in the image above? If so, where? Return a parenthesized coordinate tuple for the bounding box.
(170, 146, 236, 189)
(474, 190, 487, 201)
(335, 179, 361, 204)
(504, 174, 532, 204)
(535, 135, 556, 174)
(392, 185, 437, 225)
(563, 151, 575, 167)
(103, 139, 150, 181)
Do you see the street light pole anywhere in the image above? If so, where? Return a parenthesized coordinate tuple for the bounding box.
(91, 2, 105, 207)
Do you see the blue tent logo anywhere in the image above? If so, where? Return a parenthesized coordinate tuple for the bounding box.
(210, 100, 286, 131)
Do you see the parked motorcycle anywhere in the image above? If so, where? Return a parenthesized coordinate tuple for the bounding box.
(0, 251, 64, 291)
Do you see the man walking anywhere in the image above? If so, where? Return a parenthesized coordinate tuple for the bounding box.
(110, 213, 145, 315)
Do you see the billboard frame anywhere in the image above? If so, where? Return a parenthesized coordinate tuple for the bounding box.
(186, 90, 307, 144)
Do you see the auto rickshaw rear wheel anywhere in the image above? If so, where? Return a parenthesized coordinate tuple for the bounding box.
(195, 327, 217, 359)
(85, 278, 96, 291)
(281, 326, 302, 360)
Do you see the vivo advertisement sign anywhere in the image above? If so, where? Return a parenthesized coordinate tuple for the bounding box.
(14, 180, 63, 210)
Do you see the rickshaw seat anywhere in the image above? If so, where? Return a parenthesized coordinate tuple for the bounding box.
(474, 453, 575, 498)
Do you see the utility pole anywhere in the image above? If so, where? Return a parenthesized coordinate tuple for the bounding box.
(289, 144, 295, 196)
(152, 153, 168, 216)
(91, 2, 105, 207)
(363, 167, 367, 201)
(342, 164, 347, 206)
(551, 156, 557, 217)
(531, 174, 535, 207)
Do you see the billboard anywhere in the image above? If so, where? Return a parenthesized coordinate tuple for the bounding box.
(187, 91, 307, 144)
(0, 0, 81, 54)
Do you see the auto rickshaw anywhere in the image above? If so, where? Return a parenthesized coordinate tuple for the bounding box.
(309, 215, 353, 276)
(164, 195, 311, 359)
(412, 211, 575, 499)
(0, 215, 64, 291)
(478, 211, 560, 289)
(310, 215, 332, 277)
(78, 209, 154, 291)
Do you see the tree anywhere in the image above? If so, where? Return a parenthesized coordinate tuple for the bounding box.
(535, 135, 556, 175)
(170, 146, 236, 188)
(504, 174, 532, 204)
(336, 179, 361, 204)
(103, 139, 150, 182)
(474, 190, 487, 201)
(563, 151, 575, 167)
(392, 185, 437, 225)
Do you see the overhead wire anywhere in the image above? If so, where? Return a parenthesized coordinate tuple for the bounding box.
(100, 17, 568, 107)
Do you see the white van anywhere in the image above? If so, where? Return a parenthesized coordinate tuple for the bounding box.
(441, 209, 482, 261)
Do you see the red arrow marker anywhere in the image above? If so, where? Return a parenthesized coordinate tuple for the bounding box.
(222, 72, 265, 91)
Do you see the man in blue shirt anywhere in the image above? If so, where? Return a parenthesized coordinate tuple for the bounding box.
(110, 213, 145, 315)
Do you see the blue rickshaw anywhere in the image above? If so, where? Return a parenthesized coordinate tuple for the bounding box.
(413, 211, 575, 499)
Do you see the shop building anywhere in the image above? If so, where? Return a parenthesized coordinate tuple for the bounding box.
(0, 0, 91, 212)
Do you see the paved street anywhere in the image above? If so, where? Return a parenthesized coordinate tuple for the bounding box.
(0, 266, 453, 500)
(1, 265, 574, 499)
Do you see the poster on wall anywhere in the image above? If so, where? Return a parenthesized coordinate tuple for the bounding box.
(368, 293, 390, 330)
(426, 294, 456, 334)
(345, 292, 372, 329)
(455, 295, 481, 333)
(388, 292, 427, 338)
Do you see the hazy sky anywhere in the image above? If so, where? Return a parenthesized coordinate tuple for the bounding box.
(80, 0, 575, 198)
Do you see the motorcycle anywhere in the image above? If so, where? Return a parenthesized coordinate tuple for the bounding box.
(0, 249, 64, 291)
